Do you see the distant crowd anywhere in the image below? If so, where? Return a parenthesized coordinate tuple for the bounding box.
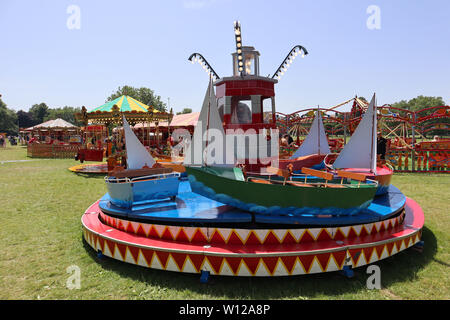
(0, 134, 18, 147)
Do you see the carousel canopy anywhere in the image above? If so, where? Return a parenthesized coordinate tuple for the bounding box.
(133, 112, 200, 129)
(89, 95, 159, 114)
(76, 95, 171, 126)
(169, 112, 200, 127)
(25, 118, 79, 131)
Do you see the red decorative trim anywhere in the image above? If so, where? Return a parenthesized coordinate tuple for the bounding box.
(298, 255, 314, 274)
(81, 198, 423, 276)
(280, 256, 297, 274)
(262, 257, 279, 275)
(155, 251, 170, 269)
(98, 208, 406, 247)
(188, 254, 205, 273)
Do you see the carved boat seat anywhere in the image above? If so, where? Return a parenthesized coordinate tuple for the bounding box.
(322, 183, 346, 188)
(249, 178, 273, 185)
(336, 170, 367, 182)
(285, 181, 314, 188)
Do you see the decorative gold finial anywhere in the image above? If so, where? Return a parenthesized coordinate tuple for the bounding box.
(112, 104, 120, 123)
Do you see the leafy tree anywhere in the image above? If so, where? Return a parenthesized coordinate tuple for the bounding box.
(358, 96, 368, 103)
(391, 95, 445, 112)
(44, 106, 82, 126)
(390, 99, 409, 110)
(17, 110, 36, 129)
(29, 103, 50, 124)
(106, 85, 167, 112)
(0, 98, 18, 135)
(177, 108, 192, 115)
(390, 95, 448, 138)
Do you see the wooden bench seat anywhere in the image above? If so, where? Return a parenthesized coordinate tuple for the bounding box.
(301, 167, 334, 181)
(336, 170, 367, 182)
(336, 170, 367, 187)
(265, 166, 292, 185)
(266, 166, 291, 179)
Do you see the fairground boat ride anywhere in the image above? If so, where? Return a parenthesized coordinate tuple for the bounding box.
(82, 22, 424, 280)
(184, 80, 378, 216)
(104, 116, 181, 209)
(278, 108, 330, 172)
(324, 94, 394, 195)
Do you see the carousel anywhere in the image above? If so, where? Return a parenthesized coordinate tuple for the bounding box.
(81, 22, 424, 280)
(69, 95, 173, 174)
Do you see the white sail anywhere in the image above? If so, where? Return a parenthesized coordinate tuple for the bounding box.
(290, 109, 330, 158)
(333, 94, 377, 174)
(183, 79, 235, 167)
(123, 115, 156, 169)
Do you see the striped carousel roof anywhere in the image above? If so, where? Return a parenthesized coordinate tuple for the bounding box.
(89, 95, 159, 113)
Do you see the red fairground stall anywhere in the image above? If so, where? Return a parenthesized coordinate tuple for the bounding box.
(25, 118, 81, 158)
(75, 125, 107, 162)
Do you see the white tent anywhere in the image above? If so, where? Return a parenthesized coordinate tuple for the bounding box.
(25, 118, 78, 131)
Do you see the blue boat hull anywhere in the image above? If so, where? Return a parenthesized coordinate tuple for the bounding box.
(106, 175, 180, 209)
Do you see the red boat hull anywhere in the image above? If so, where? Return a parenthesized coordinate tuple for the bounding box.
(278, 154, 326, 172)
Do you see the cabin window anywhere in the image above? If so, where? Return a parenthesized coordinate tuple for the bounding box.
(262, 97, 273, 123)
(231, 98, 252, 124)
(243, 52, 256, 75)
(217, 97, 225, 122)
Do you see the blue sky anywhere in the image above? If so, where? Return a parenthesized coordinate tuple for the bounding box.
(0, 0, 449, 114)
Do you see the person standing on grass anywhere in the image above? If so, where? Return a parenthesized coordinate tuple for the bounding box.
(377, 131, 388, 164)
(285, 134, 294, 146)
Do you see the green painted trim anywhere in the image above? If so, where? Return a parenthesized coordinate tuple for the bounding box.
(120, 96, 132, 112)
(186, 166, 377, 209)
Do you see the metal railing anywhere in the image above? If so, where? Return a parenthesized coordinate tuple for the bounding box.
(105, 172, 181, 184)
(245, 171, 378, 188)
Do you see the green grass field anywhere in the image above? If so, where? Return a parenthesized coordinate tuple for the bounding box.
(0, 144, 449, 300)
